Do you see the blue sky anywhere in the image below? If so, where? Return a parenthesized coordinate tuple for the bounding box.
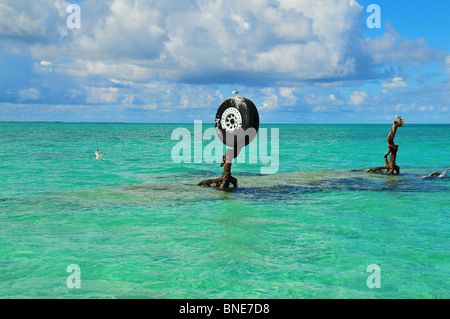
(0, 0, 449, 123)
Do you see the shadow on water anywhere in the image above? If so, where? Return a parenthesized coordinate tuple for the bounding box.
(19, 169, 438, 209)
(189, 169, 449, 201)
(4, 169, 447, 210)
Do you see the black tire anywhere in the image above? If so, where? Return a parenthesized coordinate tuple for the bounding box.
(215, 96, 259, 150)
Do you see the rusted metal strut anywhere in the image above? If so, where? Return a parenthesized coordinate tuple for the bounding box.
(197, 148, 238, 189)
(365, 118, 404, 175)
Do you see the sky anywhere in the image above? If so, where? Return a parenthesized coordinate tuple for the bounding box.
(0, 0, 449, 123)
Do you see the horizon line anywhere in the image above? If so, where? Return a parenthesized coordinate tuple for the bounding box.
(1, 121, 449, 125)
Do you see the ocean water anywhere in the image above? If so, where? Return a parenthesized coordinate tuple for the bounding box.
(0, 122, 448, 299)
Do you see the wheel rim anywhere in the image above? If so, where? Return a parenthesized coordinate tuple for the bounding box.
(221, 107, 242, 133)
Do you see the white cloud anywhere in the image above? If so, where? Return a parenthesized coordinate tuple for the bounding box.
(33, 60, 53, 73)
(382, 77, 408, 89)
(74, 0, 166, 60)
(61, 60, 154, 81)
(279, 87, 297, 106)
(0, 1, 47, 38)
(19, 88, 41, 101)
(263, 7, 313, 42)
(86, 87, 119, 104)
(0, 0, 71, 43)
(127, 104, 157, 110)
(121, 94, 135, 105)
(231, 14, 251, 34)
(110, 79, 133, 87)
(2, 0, 443, 88)
(261, 88, 279, 110)
(1, 0, 364, 84)
(312, 105, 340, 113)
(349, 91, 367, 105)
(395, 102, 416, 113)
(361, 24, 444, 66)
(446, 55, 450, 75)
(2, 0, 445, 88)
(419, 105, 434, 112)
(1, 0, 449, 124)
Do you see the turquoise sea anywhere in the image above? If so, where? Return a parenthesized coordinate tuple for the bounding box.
(0, 122, 448, 299)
